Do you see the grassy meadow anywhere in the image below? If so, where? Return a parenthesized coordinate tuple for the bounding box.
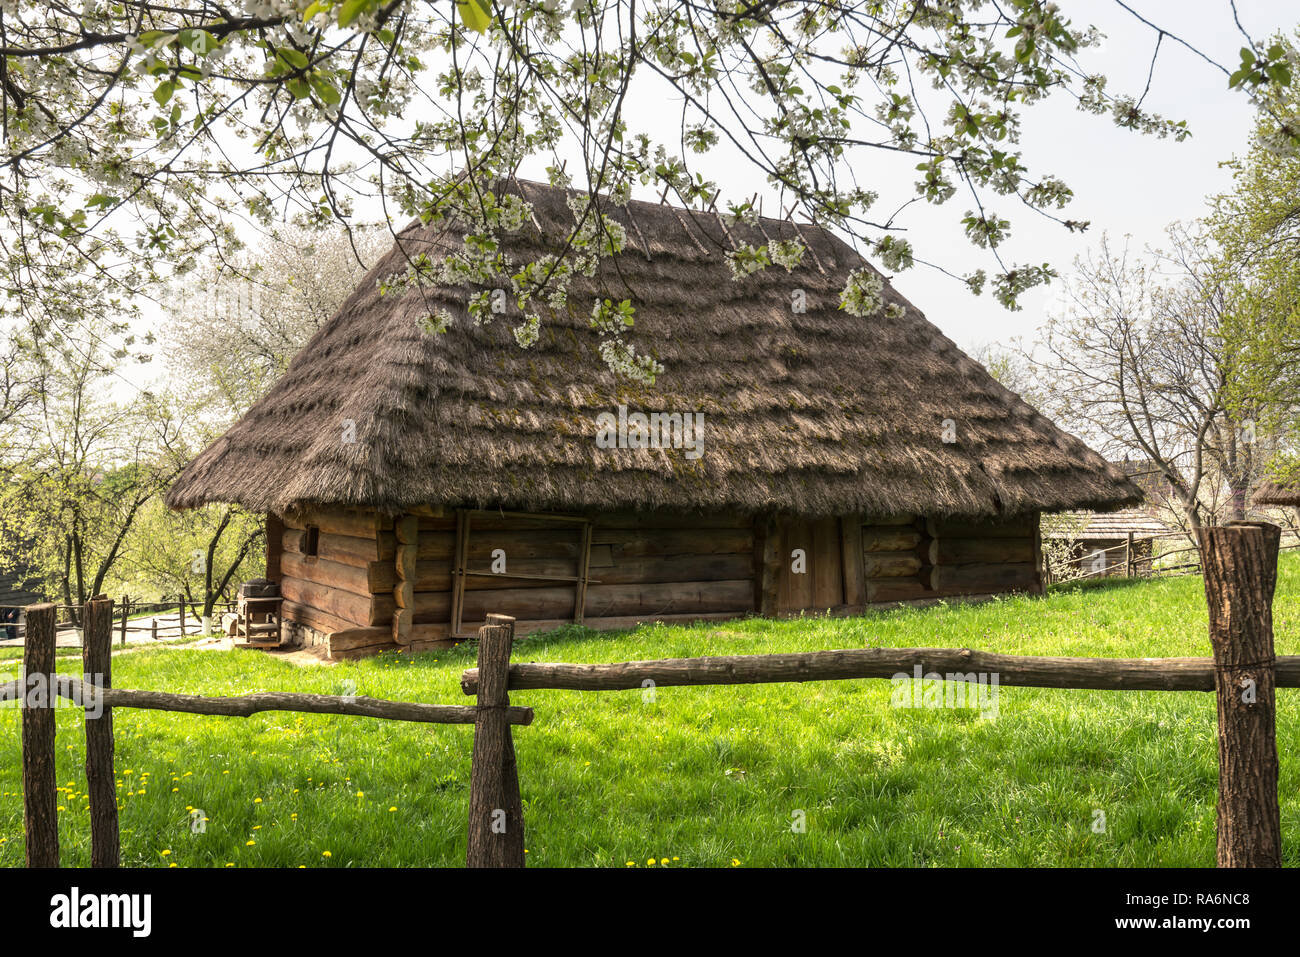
(2, 557, 1299, 868)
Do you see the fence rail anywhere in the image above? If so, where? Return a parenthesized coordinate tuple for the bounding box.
(461, 648, 1300, 694)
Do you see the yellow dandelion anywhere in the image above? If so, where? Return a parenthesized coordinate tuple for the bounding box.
(246, 840, 256, 846)
(322, 850, 332, 858)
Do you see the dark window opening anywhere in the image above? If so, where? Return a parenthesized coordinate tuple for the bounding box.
(304, 525, 320, 560)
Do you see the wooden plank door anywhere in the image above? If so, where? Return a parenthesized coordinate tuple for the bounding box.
(776, 516, 844, 614)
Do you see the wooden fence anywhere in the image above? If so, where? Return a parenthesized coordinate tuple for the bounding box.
(3, 603, 530, 867)
(1045, 529, 1300, 584)
(4, 523, 1293, 868)
(0, 598, 238, 645)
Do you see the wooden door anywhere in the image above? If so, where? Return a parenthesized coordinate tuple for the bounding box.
(776, 516, 844, 614)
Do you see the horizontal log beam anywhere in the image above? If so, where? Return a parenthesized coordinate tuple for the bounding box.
(862, 529, 923, 552)
(929, 537, 1035, 565)
(928, 515, 1036, 538)
(0, 677, 531, 726)
(281, 577, 391, 627)
(281, 551, 386, 597)
(285, 528, 394, 566)
(281, 599, 355, 637)
(591, 527, 753, 558)
(461, 648, 1300, 695)
(863, 553, 923, 579)
(932, 562, 1037, 591)
(283, 509, 384, 540)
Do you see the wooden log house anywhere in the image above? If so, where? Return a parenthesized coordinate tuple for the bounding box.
(167, 180, 1141, 660)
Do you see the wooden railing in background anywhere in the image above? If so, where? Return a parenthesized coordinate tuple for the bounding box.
(0, 598, 240, 646)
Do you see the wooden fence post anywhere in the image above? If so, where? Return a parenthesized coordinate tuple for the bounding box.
(467, 613, 524, 868)
(120, 595, 128, 646)
(1198, 521, 1282, 867)
(22, 603, 58, 867)
(83, 596, 119, 867)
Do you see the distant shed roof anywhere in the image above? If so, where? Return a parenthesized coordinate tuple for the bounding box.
(166, 179, 1141, 519)
(1253, 480, 1300, 507)
(1043, 507, 1173, 540)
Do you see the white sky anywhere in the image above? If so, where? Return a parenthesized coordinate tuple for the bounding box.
(888, 0, 1297, 354)
(117, 0, 1298, 394)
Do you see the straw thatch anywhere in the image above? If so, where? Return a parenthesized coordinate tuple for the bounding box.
(167, 180, 1140, 519)
(1253, 480, 1300, 507)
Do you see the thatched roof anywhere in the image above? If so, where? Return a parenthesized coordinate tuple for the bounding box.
(1253, 480, 1300, 507)
(167, 180, 1140, 519)
(1043, 508, 1173, 540)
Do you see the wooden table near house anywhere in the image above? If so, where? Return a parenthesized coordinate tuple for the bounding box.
(234, 595, 284, 649)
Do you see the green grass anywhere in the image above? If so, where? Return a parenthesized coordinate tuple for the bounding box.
(2, 557, 1299, 868)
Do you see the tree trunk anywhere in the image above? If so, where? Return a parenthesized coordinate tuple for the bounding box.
(1198, 521, 1282, 867)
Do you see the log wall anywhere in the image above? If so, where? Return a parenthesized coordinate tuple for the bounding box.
(859, 512, 1041, 604)
(414, 511, 756, 641)
(280, 509, 397, 658)
(273, 506, 1041, 659)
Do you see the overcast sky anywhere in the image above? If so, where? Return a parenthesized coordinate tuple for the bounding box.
(885, 0, 1298, 354)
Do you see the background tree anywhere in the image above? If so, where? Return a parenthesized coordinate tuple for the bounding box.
(165, 224, 388, 423)
(0, 316, 176, 614)
(1207, 33, 1300, 490)
(1030, 228, 1291, 530)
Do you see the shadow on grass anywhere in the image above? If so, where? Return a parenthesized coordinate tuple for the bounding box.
(1048, 574, 1184, 596)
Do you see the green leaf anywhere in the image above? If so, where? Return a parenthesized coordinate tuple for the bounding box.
(153, 80, 176, 107)
(338, 0, 372, 28)
(310, 74, 342, 105)
(457, 0, 492, 34)
(277, 47, 310, 71)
